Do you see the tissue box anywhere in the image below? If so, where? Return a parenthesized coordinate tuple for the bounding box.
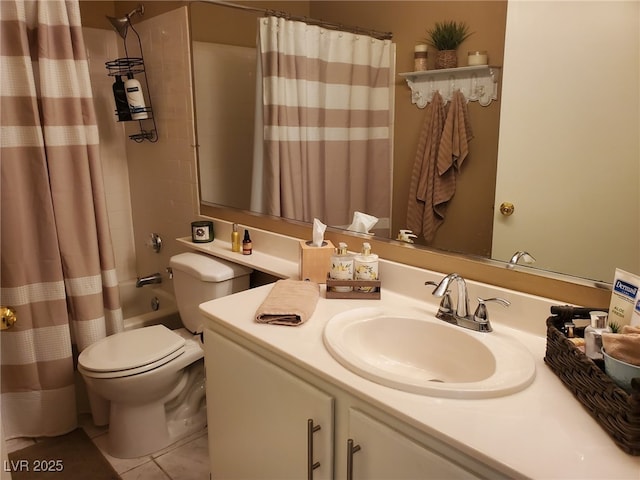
(299, 240, 334, 283)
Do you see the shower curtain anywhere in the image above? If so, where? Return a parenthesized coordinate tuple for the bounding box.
(255, 16, 394, 229)
(0, 0, 123, 438)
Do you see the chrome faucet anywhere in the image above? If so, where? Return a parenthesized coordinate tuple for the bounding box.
(507, 251, 536, 268)
(136, 273, 162, 288)
(426, 273, 510, 332)
(430, 273, 470, 317)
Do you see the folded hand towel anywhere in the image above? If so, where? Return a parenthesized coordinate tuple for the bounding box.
(255, 280, 320, 326)
(603, 325, 640, 366)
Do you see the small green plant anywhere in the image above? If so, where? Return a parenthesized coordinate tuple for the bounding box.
(426, 21, 473, 51)
(608, 321, 621, 333)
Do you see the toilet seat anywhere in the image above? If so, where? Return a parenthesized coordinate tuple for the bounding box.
(79, 325, 186, 379)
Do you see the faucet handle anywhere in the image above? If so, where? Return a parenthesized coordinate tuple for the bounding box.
(473, 297, 510, 324)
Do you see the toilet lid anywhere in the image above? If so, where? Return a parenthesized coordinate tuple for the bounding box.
(79, 325, 185, 375)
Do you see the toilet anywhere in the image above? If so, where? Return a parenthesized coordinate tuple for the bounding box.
(78, 252, 252, 458)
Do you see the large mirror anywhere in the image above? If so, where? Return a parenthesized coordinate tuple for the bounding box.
(191, 0, 639, 286)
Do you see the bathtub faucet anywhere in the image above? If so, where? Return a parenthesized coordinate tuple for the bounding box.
(136, 273, 162, 288)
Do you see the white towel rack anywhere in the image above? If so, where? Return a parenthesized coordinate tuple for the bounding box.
(399, 65, 501, 108)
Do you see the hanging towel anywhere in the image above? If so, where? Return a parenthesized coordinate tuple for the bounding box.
(406, 92, 446, 242)
(255, 279, 320, 326)
(433, 90, 474, 226)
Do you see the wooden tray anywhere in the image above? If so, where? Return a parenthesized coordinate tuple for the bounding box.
(325, 278, 381, 300)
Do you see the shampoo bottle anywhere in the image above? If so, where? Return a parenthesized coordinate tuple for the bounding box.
(112, 76, 131, 121)
(329, 242, 354, 292)
(585, 311, 611, 360)
(124, 73, 149, 120)
(231, 223, 241, 252)
(354, 242, 379, 292)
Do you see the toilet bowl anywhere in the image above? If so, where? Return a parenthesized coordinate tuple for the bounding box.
(78, 252, 252, 458)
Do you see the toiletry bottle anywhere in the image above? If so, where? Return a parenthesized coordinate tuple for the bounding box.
(585, 311, 611, 360)
(242, 229, 252, 255)
(329, 242, 354, 292)
(112, 76, 131, 121)
(231, 223, 241, 252)
(354, 242, 379, 292)
(124, 73, 149, 120)
(631, 298, 640, 327)
(608, 268, 639, 327)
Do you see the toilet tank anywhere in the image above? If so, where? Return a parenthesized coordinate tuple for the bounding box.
(170, 252, 252, 333)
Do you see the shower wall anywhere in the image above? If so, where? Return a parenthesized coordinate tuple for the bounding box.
(83, 7, 199, 291)
(123, 6, 198, 285)
(83, 26, 137, 282)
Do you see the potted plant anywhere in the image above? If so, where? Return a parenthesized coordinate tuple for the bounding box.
(426, 21, 473, 69)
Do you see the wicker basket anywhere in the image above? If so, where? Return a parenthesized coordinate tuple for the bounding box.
(545, 315, 640, 455)
(434, 50, 457, 69)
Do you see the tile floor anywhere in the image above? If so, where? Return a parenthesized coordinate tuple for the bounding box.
(5, 414, 210, 480)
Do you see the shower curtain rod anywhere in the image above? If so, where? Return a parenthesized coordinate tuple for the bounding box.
(199, 0, 393, 40)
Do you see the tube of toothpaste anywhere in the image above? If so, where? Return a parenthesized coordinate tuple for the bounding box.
(609, 268, 640, 327)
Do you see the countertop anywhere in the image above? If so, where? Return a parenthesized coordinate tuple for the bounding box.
(200, 283, 640, 479)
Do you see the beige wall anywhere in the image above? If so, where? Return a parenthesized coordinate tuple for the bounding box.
(79, 1, 115, 28)
(191, 1, 310, 45)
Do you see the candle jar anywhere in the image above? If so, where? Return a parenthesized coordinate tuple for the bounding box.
(191, 220, 214, 243)
(414, 44, 428, 71)
(467, 50, 488, 66)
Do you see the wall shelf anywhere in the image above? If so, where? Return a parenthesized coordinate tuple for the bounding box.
(399, 65, 501, 108)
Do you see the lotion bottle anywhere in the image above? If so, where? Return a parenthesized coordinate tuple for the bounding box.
(354, 242, 379, 292)
(231, 223, 241, 252)
(585, 311, 611, 360)
(124, 73, 149, 120)
(329, 242, 353, 292)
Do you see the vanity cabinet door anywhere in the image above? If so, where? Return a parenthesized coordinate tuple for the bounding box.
(346, 408, 480, 480)
(205, 330, 334, 479)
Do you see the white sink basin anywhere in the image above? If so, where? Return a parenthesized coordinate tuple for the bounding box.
(323, 307, 536, 399)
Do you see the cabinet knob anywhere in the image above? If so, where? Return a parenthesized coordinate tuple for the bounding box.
(346, 438, 361, 480)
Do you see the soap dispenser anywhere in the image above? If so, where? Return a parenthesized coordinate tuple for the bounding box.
(354, 242, 379, 292)
(585, 310, 611, 360)
(329, 242, 354, 292)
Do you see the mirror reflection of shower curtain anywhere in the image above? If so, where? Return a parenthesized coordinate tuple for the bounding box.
(252, 16, 394, 231)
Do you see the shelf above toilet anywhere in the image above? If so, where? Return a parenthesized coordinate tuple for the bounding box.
(177, 237, 299, 280)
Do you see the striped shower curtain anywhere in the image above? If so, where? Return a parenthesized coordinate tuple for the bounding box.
(256, 16, 393, 231)
(0, 0, 123, 438)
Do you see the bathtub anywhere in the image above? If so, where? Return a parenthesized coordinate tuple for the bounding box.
(119, 279, 182, 331)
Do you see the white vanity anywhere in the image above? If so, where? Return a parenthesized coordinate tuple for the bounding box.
(189, 232, 640, 479)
